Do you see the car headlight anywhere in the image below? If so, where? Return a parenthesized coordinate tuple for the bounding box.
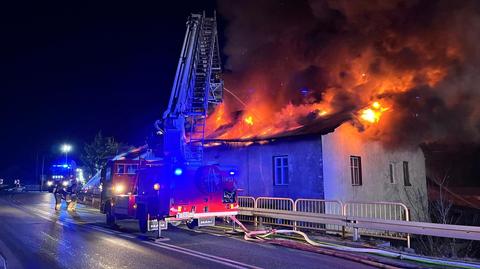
(114, 184, 125, 194)
(62, 180, 69, 187)
(47, 181, 53, 186)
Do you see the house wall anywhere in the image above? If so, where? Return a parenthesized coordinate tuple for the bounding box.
(321, 123, 429, 221)
(204, 137, 325, 199)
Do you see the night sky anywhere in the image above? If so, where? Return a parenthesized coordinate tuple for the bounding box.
(0, 1, 217, 183)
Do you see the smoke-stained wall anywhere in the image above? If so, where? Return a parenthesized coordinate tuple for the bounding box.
(322, 123, 428, 221)
(204, 137, 325, 199)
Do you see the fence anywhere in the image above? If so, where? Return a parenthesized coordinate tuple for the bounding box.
(295, 199, 343, 232)
(343, 201, 410, 244)
(78, 192, 101, 209)
(238, 196, 411, 244)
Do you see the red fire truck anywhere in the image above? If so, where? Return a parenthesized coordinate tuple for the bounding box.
(100, 159, 238, 232)
(100, 12, 238, 232)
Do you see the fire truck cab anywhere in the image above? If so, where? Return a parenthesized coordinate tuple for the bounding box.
(101, 159, 238, 232)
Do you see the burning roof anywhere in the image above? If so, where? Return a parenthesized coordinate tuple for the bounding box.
(206, 109, 352, 143)
(208, 0, 480, 148)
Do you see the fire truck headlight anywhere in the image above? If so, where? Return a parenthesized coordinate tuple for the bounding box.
(114, 184, 125, 194)
(62, 180, 69, 187)
(47, 181, 53, 187)
(153, 183, 160, 191)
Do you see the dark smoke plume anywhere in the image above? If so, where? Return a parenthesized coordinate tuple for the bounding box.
(216, 0, 480, 147)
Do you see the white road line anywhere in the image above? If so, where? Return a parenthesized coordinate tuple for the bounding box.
(7, 197, 262, 269)
(117, 233, 136, 239)
(143, 241, 261, 269)
(150, 241, 263, 269)
(87, 226, 117, 235)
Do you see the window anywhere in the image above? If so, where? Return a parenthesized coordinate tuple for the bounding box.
(273, 156, 289, 185)
(389, 163, 396, 183)
(126, 164, 138, 174)
(116, 164, 125, 174)
(350, 156, 362, 186)
(403, 161, 411, 186)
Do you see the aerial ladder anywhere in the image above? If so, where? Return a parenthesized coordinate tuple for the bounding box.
(161, 12, 223, 165)
(101, 12, 237, 232)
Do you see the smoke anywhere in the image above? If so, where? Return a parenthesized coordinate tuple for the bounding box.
(214, 0, 480, 147)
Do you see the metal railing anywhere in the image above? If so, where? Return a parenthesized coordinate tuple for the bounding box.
(343, 201, 410, 245)
(294, 199, 343, 232)
(237, 196, 412, 245)
(255, 197, 295, 227)
(237, 196, 480, 248)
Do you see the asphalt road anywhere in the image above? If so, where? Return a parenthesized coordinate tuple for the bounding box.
(0, 192, 376, 269)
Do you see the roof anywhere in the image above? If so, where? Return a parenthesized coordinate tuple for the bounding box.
(205, 112, 352, 143)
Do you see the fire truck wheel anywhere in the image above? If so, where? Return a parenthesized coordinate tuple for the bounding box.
(186, 219, 198, 230)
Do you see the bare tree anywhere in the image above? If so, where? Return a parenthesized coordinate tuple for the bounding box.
(406, 171, 478, 258)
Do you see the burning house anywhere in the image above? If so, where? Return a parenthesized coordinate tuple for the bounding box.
(204, 115, 428, 221)
(201, 1, 480, 221)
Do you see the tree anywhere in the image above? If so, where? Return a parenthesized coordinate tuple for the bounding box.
(80, 131, 122, 177)
(406, 171, 479, 258)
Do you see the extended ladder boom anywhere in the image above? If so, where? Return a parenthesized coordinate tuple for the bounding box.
(162, 12, 223, 165)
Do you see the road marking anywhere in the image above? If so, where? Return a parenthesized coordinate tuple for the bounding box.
(143, 241, 262, 269)
(5, 196, 263, 269)
(88, 226, 116, 235)
(117, 233, 136, 239)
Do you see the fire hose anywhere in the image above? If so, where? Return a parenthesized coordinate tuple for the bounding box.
(228, 216, 480, 269)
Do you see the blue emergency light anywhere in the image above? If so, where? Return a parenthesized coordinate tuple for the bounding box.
(174, 168, 183, 176)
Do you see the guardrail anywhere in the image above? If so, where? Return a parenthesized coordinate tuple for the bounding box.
(237, 196, 480, 248)
(256, 197, 295, 227)
(78, 193, 101, 209)
(237, 207, 480, 242)
(294, 199, 343, 232)
(343, 201, 410, 245)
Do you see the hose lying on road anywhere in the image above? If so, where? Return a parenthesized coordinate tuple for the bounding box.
(229, 216, 480, 269)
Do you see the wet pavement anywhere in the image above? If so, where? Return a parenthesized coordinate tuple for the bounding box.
(0, 192, 375, 269)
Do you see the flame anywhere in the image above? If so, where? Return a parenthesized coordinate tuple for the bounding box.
(202, 33, 456, 141)
(244, 115, 254, 125)
(360, 102, 389, 124)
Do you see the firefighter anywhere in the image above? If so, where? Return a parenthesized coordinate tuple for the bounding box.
(66, 178, 78, 211)
(53, 180, 67, 210)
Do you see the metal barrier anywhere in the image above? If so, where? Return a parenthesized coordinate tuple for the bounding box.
(343, 201, 410, 245)
(239, 207, 480, 243)
(294, 199, 343, 232)
(237, 196, 256, 223)
(78, 193, 101, 209)
(238, 196, 255, 209)
(255, 197, 295, 227)
(237, 196, 413, 246)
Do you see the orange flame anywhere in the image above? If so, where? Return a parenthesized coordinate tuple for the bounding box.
(244, 115, 254, 125)
(360, 101, 389, 124)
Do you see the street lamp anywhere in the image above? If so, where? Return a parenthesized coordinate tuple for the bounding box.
(61, 143, 72, 164)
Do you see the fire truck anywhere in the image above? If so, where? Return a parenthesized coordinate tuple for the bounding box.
(45, 162, 77, 192)
(100, 12, 238, 232)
